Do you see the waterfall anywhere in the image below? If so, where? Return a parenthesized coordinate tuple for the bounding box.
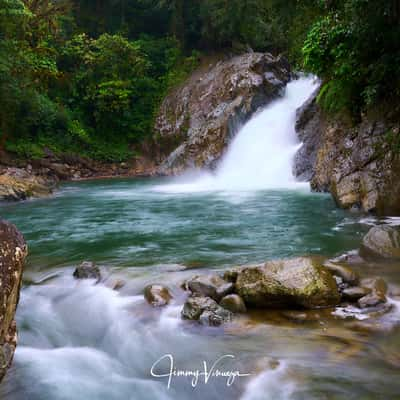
(155, 76, 319, 193)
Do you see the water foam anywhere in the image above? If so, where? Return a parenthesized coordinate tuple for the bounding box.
(154, 76, 319, 194)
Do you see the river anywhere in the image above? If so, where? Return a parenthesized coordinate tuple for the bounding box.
(0, 77, 399, 399)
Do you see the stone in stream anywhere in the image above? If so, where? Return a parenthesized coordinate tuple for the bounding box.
(341, 286, 372, 301)
(144, 285, 172, 307)
(235, 257, 340, 309)
(0, 220, 27, 382)
(186, 274, 234, 301)
(182, 296, 233, 326)
(220, 294, 247, 313)
(360, 225, 400, 259)
(73, 261, 102, 282)
(322, 262, 359, 285)
(357, 277, 388, 309)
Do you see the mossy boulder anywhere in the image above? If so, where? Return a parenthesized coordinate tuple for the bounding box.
(235, 257, 340, 309)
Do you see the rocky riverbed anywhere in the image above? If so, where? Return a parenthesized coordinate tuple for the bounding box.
(2, 177, 400, 399)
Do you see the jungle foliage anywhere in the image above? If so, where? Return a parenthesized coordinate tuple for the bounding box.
(0, 0, 398, 160)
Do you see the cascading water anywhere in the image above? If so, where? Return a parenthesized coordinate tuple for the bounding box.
(155, 76, 319, 193)
(3, 73, 399, 400)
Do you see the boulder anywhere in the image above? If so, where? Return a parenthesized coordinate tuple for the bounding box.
(155, 52, 291, 174)
(181, 296, 232, 326)
(73, 261, 101, 282)
(0, 220, 27, 382)
(186, 274, 234, 301)
(235, 257, 340, 309)
(220, 294, 247, 313)
(294, 91, 400, 215)
(144, 285, 172, 307)
(0, 168, 54, 201)
(360, 225, 400, 259)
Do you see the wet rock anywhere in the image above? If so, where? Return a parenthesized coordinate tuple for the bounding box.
(358, 293, 386, 308)
(144, 285, 172, 307)
(0, 167, 54, 201)
(182, 296, 233, 326)
(330, 251, 364, 265)
(73, 261, 101, 282)
(357, 277, 387, 308)
(155, 52, 290, 174)
(112, 279, 126, 291)
(0, 220, 27, 382)
(220, 294, 247, 313)
(199, 308, 233, 327)
(235, 257, 340, 309)
(322, 262, 359, 285)
(293, 89, 322, 181)
(360, 225, 400, 259)
(187, 274, 234, 301)
(294, 93, 400, 214)
(342, 286, 372, 301)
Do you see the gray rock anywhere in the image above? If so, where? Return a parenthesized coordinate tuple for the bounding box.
(220, 294, 247, 313)
(293, 90, 400, 214)
(322, 262, 359, 285)
(358, 293, 386, 308)
(360, 225, 400, 259)
(357, 277, 387, 308)
(181, 296, 233, 326)
(144, 285, 172, 307)
(155, 52, 291, 174)
(235, 257, 340, 309)
(199, 308, 233, 327)
(187, 274, 234, 301)
(342, 286, 372, 301)
(73, 261, 101, 282)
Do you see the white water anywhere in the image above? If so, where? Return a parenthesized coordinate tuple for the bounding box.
(155, 76, 319, 193)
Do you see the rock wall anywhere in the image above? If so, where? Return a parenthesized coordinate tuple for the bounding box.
(294, 94, 400, 215)
(155, 52, 291, 174)
(0, 220, 27, 382)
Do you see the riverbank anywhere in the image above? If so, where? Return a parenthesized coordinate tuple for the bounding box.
(0, 150, 159, 201)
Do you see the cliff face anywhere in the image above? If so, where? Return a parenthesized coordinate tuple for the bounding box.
(155, 52, 291, 174)
(0, 220, 27, 382)
(294, 95, 400, 215)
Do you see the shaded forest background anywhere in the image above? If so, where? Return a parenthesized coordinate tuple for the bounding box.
(0, 0, 399, 161)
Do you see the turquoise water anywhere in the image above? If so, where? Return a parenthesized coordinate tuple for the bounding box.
(0, 178, 399, 400)
(1, 178, 365, 270)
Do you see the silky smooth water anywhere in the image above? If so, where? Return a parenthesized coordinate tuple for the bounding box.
(1, 178, 400, 400)
(0, 77, 399, 399)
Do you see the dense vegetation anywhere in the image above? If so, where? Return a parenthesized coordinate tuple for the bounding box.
(0, 0, 398, 161)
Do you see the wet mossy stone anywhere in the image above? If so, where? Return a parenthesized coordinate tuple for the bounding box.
(235, 257, 340, 309)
